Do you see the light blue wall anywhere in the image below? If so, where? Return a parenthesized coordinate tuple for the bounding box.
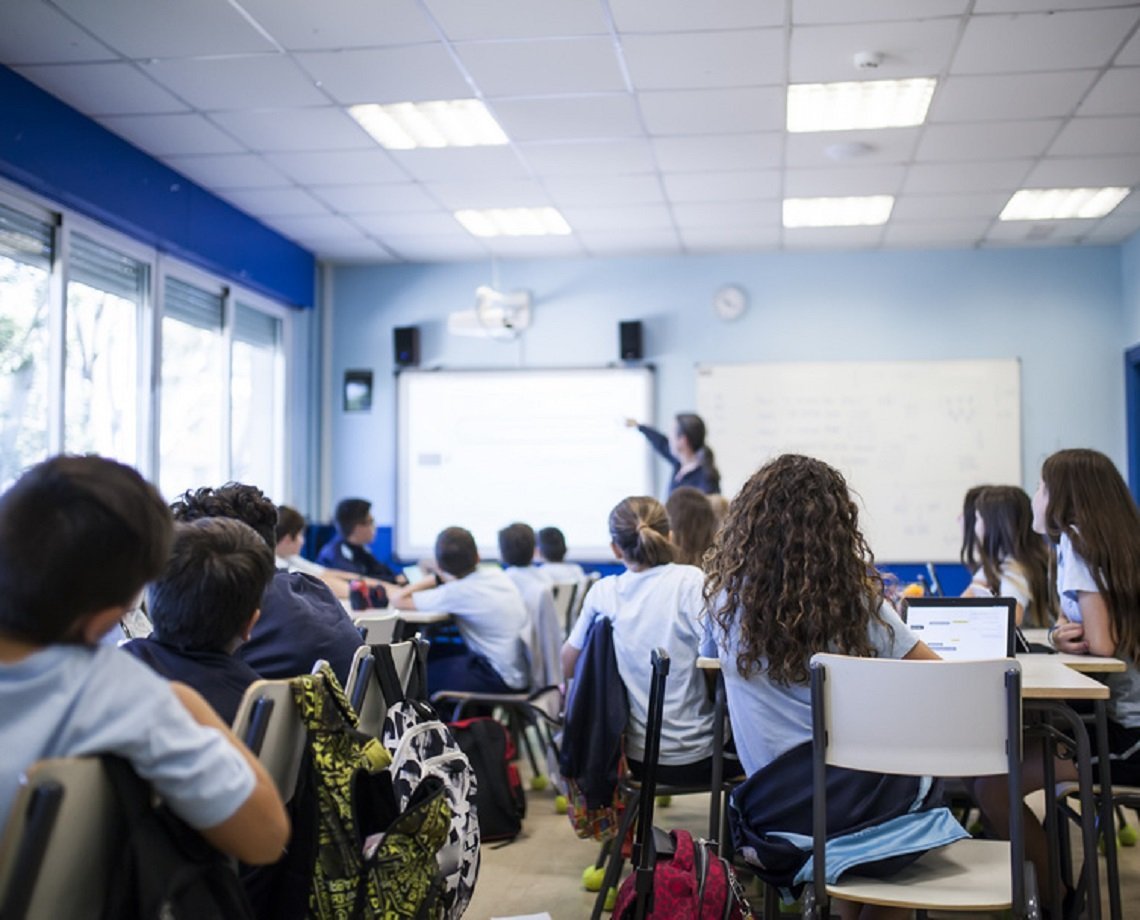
(1124, 233, 1140, 345)
(330, 245, 1126, 530)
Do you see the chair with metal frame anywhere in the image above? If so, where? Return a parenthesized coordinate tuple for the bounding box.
(231, 678, 308, 804)
(343, 639, 425, 736)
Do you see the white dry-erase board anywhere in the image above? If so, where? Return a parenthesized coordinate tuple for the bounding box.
(396, 367, 655, 561)
(696, 359, 1021, 562)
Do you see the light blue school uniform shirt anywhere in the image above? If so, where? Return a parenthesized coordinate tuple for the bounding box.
(504, 565, 563, 687)
(705, 601, 919, 776)
(0, 643, 255, 830)
(539, 561, 587, 584)
(1056, 532, 1140, 728)
(413, 568, 530, 690)
(566, 563, 715, 766)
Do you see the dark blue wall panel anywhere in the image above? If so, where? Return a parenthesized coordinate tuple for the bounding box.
(0, 65, 314, 308)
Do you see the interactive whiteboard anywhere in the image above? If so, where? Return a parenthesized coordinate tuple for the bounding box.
(396, 368, 655, 561)
(696, 360, 1021, 562)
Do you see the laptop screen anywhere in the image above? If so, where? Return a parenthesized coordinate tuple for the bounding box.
(901, 597, 1017, 659)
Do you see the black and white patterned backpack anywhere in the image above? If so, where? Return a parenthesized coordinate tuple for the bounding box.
(374, 644, 480, 919)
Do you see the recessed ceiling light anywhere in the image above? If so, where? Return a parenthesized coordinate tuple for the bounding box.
(999, 187, 1130, 221)
(787, 78, 937, 132)
(348, 99, 508, 149)
(455, 208, 572, 238)
(783, 196, 894, 228)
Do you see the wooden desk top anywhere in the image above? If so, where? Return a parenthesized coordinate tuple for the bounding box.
(1020, 627, 1126, 673)
(395, 609, 452, 624)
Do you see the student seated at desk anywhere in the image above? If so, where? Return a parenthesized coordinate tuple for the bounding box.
(386, 526, 529, 696)
(535, 526, 586, 584)
(125, 517, 274, 725)
(0, 455, 288, 865)
(275, 504, 383, 602)
(316, 497, 407, 585)
(703, 455, 944, 920)
(561, 496, 721, 786)
(665, 485, 719, 569)
(499, 522, 562, 687)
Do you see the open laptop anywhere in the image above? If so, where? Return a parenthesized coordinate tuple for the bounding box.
(901, 596, 1017, 660)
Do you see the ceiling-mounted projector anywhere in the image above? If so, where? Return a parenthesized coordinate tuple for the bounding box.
(447, 286, 532, 340)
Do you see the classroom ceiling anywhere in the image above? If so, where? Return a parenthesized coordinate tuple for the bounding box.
(3, 0, 1140, 263)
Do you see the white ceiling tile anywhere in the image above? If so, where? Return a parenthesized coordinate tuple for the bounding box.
(15, 62, 188, 115)
(1106, 189, 1140, 215)
(422, 178, 551, 210)
(237, 0, 438, 50)
(140, 55, 328, 110)
(929, 72, 1099, 122)
(263, 149, 408, 185)
(1025, 156, 1140, 187)
(652, 134, 782, 172)
(1118, 27, 1140, 66)
(544, 175, 665, 207)
(558, 204, 674, 232)
(609, 0, 785, 32)
(386, 146, 530, 181)
(672, 200, 782, 228)
(1080, 213, 1140, 244)
(576, 229, 682, 256)
(679, 225, 781, 251)
(482, 235, 587, 257)
(783, 226, 884, 249)
(663, 171, 781, 202)
(51, 0, 274, 58)
(296, 47, 471, 105)
(1050, 116, 1140, 157)
(489, 95, 643, 142)
(311, 183, 440, 214)
(984, 219, 1091, 245)
(785, 128, 920, 168)
(639, 87, 784, 135)
(783, 166, 906, 196)
(217, 186, 330, 217)
(320, 240, 401, 262)
(354, 212, 461, 236)
(794, 1, 969, 25)
(518, 140, 656, 176)
(208, 108, 375, 152)
(974, 0, 1140, 11)
(424, 0, 609, 40)
(789, 19, 961, 83)
(952, 9, 1140, 74)
(915, 120, 1062, 162)
(97, 113, 244, 156)
(264, 213, 372, 239)
(622, 30, 784, 91)
(890, 192, 1010, 222)
(903, 159, 1034, 193)
(456, 38, 626, 97)
(0, 2, 116, 64)
(164, 153, 287, 189)
(379, 234, 488, 261)
(882, 219, 991, 247)
(1077, 69, 1140, 117)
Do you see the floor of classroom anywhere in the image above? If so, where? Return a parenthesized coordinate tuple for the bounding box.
(466, 771, 1140, 920)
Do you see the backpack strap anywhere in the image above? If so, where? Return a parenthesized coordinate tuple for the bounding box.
(371, 643, 406, 706)
(403, 638, 431, 702)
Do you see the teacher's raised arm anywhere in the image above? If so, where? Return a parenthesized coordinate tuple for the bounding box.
(626, 413, 721, 496)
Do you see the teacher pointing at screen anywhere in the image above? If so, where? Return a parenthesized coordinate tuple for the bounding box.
(626, 413, 721, 495)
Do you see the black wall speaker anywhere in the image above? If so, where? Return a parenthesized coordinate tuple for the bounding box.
(393, 326, 420, 367)
(619, 320, 643, 361)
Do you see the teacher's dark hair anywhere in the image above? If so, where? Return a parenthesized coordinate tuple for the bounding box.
(676, 413, 720, 493)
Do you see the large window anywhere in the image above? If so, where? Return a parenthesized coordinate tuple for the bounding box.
(0, 204, 52, 490)
(232, 302, 285, 498)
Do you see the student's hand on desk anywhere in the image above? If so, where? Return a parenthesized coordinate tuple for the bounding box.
(1052, 621, 1090, 655)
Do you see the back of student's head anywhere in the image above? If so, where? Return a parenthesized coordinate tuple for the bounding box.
(537, 526, 568, 562)
(609, 496, 675, 568)
(0, 455, 171, 644)
(147, 518, 275, 652)
(666, 486, 718, 568)
(703, 453, 886, 686)
(974, 485, 1052, 626)
(275, 504, 306, 544)
(435, 526, 478, 578)
(959, 484, 990, 570)
(335, 498, 371, 537)
(170, 482, 277, 548)
(498, 522, 535, 567)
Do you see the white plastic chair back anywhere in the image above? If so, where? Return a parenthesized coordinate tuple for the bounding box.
(353, 612, 399, 644)
(231, 679, 307, 803)
(353, 640, 419, 736)
(550, 581, 577, 634)
(568, 572, 599, 627)
(810, 654, 1019, 777)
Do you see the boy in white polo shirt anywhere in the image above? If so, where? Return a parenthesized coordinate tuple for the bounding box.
(387, 526, 529, 695)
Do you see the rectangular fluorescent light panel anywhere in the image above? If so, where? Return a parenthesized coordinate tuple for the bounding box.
(348, 99, 508, 149)
(999, 187, 1130, 221)
(783, 196, 894, 228)
(455, 208, 572, 237)
(787, 78, 937, 132)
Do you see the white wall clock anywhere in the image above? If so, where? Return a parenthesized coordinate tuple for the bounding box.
(713, 284, 748, 321)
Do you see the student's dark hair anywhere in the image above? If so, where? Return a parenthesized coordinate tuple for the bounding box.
(609, 496, 675, 568)
(704, 454, 890, 687)
(973, 485, 1054, 627)
(335, 498, 372, 537)
(170, 483, 277, 548)
(676, 412, 721, 493)
(1041, 448, 1140, 662)
(0, 455, 172, 644)
(959, 484, 989, 570)
(275, 505, 306, 544)
(498, 522, 536, 567)
(665, 486, 718, 569)
(537, 526, 568, 562)
(147, 518, 274, 652)
(436, 526, 478, 578)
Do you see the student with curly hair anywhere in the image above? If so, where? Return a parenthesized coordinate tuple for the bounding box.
(704, 455, 945, 919)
